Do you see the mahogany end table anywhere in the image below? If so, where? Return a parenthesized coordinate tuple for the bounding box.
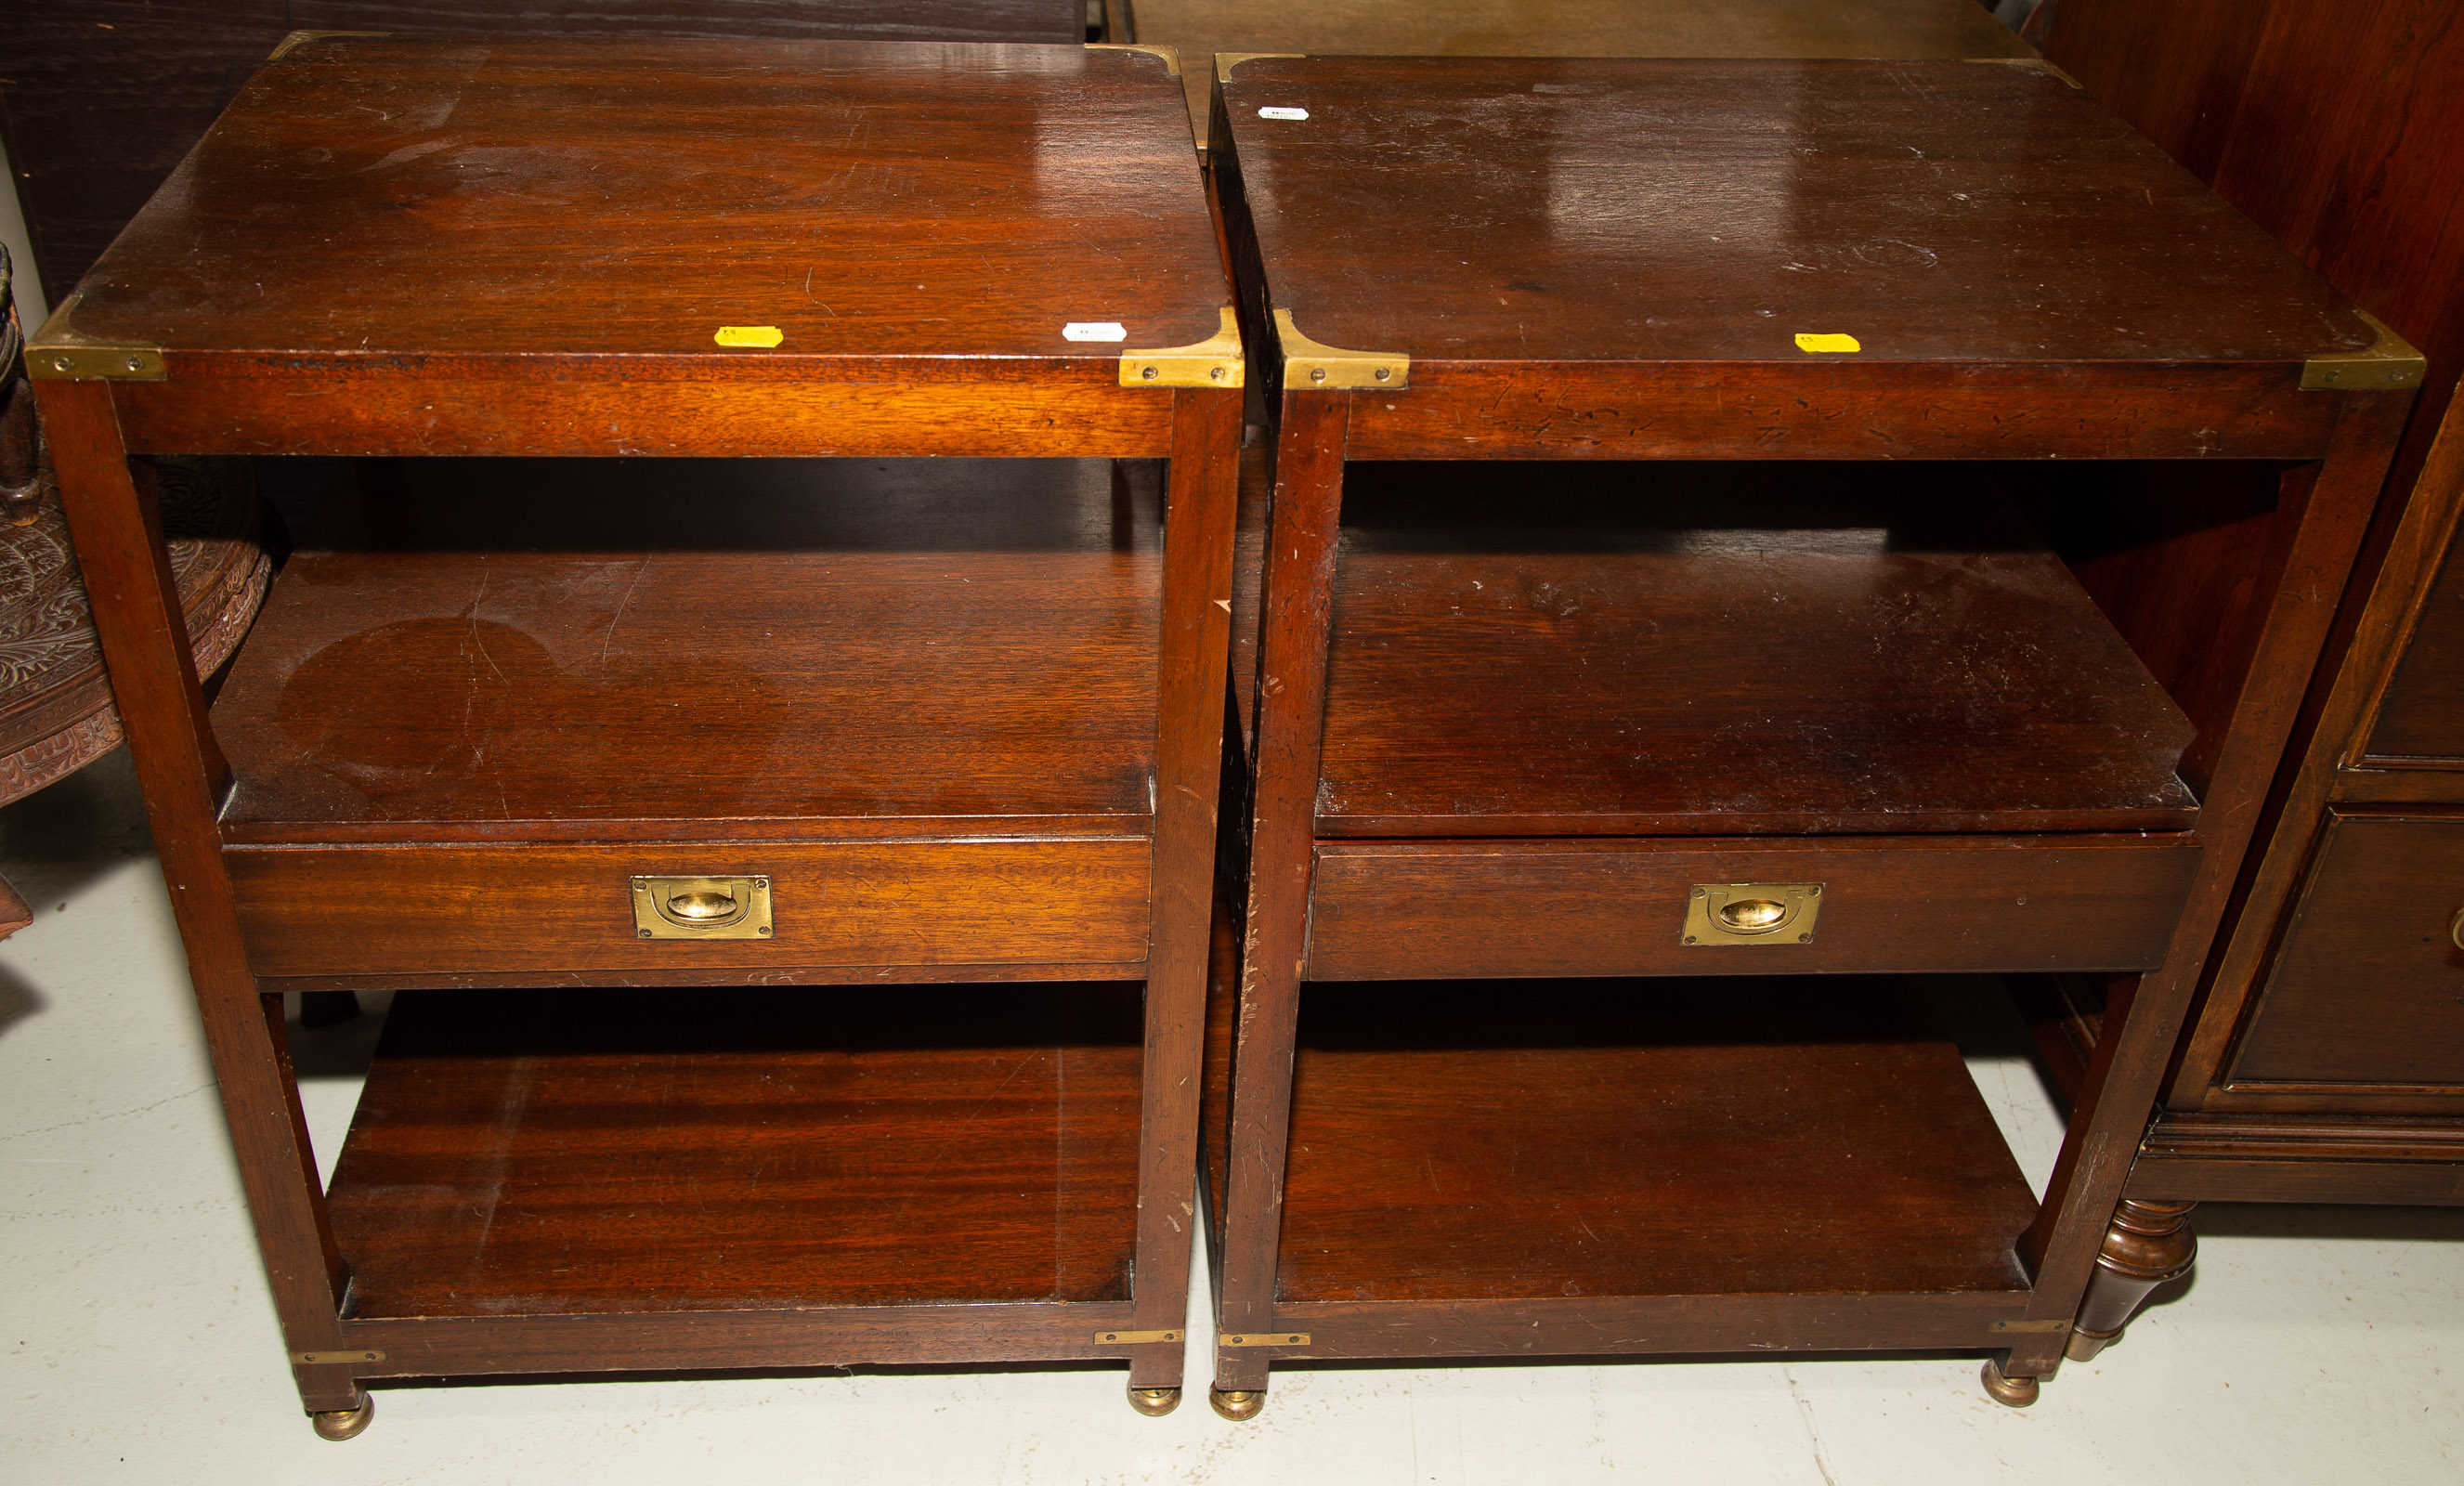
(1203, 53, 2419, 1419)
(33, 34, 1243, 1435)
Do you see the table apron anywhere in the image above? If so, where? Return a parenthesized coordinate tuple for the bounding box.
(109, 372, 1180, 459)
(1344, 363, 2341, 462)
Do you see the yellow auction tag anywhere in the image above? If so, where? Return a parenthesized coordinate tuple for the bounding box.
(714, 325, 785, 348)
(1793, 332, 1862, 353)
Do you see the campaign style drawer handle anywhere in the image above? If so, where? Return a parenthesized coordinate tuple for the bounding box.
(2450, 906, 2464, 952)
(631, 875, 774, 940)
(1684, 882, 1823, 946)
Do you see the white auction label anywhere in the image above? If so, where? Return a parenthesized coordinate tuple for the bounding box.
(1063, 322, 1128, 342)
(1258, 106, 1310, 121)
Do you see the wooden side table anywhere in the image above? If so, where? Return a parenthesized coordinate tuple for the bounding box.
(33, 34, 1243, 1436)
(1203, 54, 2418, 1419)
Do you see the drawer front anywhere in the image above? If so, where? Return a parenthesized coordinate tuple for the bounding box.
(1306, 835, 2201, 981)
(228, 839, 1151, 978)
(2230, 815, 2464, 1089)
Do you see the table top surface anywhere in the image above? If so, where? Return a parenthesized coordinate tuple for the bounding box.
(1220, 56, 2379, 370)
(1133, 0, 2031, 145)
(47, 36, 1230, 371)
(1134, 0, 2033, 59)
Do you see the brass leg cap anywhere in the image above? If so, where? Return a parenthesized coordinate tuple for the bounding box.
(311, 1393, 374, 1440)
(1209, 1387, 1265, 1421)
(1980, 1359, 2040, 1408)
(1128, 1386, 1181, 1417)
(2065, 1325, 2120, 1363)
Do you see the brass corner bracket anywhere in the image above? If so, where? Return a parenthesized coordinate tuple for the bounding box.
(24, 293, 165, 382)
(1093, 1328, 1184, 1345)
(1964, 57, 2083, 88)
(1273, 308, 1407, 390)
(271, 30, 386, 60)
(1086, 43, 1180, 77)
(2302, 310, 2427, 391)
(1217, 52, 1305, 84)
(1120, 306, 1245, 388)
(1219, 1332, 1310, 1348)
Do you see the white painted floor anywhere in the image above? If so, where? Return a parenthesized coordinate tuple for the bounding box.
(5, 749, 2460, 1483)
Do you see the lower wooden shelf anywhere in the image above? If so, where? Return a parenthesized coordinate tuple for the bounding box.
(1261, 977, 2038, 1328)
(328, 984, 1143, 1322)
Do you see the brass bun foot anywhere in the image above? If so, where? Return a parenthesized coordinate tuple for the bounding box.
(310, 1393, 374, 1440)
(1128, 1386, 1181, 1417)
(2065, 1325, 2121, 1362)
(1980, 1359, 2040, 1408)
(1209, 1388, 1264, 1422)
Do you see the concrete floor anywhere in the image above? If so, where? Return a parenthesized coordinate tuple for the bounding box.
(5, 749, 2461, 1483)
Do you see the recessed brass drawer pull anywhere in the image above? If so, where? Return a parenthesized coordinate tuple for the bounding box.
(631, 875, 774, 940)
(1683, 882, 1823, 945)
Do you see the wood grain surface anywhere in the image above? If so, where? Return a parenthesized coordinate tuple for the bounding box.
(1305, 834, 2201, 981)
(1134, 0, 2027, 59)
(227, 839, 1153, 977)
(1315, 462, 2198, 836)
(52, 36, 1224, 371)
(1128, 0, 2030, 151)
(1270, 976, 2038, 1303)
(327, 984, 1142, 1317)
(0, 2, 1089, 304)
(2224, 813, 2464, 1089)
(212, 458, 1160, 837)
(1219, 57, 2378, 372)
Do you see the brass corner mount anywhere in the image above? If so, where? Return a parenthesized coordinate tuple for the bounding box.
(2302, 310, 2427, 391)
(1086, 43, 1180, 77)
(23, 294, 165, 382)
(1217, 53, 1305, 85)
(1120, 306, 1245, 389)
(1273, 308, 1407, 391)
(271, 30, 387, 60)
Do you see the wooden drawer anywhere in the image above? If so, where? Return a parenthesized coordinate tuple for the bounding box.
(2230, 814, 2464, 1088)
(1305, 835, 2201, 981)
(228, 839, 1152, 979)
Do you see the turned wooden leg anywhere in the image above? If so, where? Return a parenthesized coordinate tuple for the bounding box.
(2066, 1198, 2197, 1362)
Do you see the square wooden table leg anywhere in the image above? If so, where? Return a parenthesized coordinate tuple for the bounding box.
(1213, 388, 1348, 1404)
(42, 378, 358, 1414)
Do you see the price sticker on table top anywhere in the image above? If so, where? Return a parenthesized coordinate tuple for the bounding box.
(1063, 322, 1128, 342)
(1258, 106, 1310, 121)
(1794, 332, 1862, 354)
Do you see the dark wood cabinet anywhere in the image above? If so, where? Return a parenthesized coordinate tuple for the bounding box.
(31, 36, 1243, 1436)
(2018, 0, 2464, 1358)
(1200, 52, 2415, 1420)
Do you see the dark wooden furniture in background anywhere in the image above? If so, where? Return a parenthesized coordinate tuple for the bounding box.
(2013, 0, 2464, 1358)
(31, 35, 1242, 1436)
(1200, 53, 2417, 1420)
(1116, 0, 2028, 152)
(0, 0, 1089, 307)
